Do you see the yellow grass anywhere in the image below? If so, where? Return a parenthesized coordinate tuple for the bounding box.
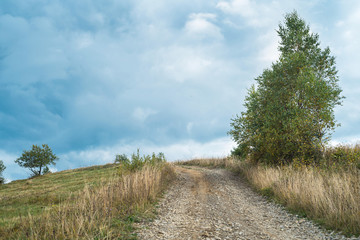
(178, 158, 360, 237)
(177, 157, 228, 168)
(0, 163, 176, 239)
(242, 164, 360, 236)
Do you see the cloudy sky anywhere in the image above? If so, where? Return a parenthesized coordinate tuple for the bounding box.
(1, 0, 359, 181)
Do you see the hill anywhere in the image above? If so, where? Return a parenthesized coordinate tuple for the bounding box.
(0, 162, 175, 239)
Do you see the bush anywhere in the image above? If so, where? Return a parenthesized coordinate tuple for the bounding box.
(0, 160, 5, 184)
(42, 166, 51, 175)
(114, 154, 130, 164)
(322, 144, 360, 169)
(117, 149, 166, 175)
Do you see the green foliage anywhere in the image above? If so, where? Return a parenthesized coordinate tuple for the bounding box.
(114, 154, 130, 164)
(322, 144, 360, 169)
(42, 166, 51, 175)
(15, 144, 58, 177)
(229, 11, 343, 165)
(0, 160, 5, 184)
(230, 143, 248, 160)
(117, 149, 166, 175)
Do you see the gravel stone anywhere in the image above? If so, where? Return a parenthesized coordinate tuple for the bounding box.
(136, 166, 359, 240)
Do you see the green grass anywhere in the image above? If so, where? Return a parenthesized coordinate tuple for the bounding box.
(0, 163, 118, 227)
(0, 162, 176, 239)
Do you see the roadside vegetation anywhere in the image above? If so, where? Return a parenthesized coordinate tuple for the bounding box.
(182, 11, 356, 238)
(0, 151, 175, 239)
(229, 11, 343, 166)
(178, 147, 360, 237)
(180, 12, 359, 237)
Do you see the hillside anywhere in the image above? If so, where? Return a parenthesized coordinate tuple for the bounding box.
(0, 162, 175, 239)
(0, 164, 118, 226)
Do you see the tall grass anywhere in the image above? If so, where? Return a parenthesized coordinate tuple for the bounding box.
(241, 164, 360, 236)
(0, 163, 175, 239)
(177, 157, 228, 168)
(178, 151, 360, 237)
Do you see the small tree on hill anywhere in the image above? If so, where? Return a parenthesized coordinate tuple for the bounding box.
(0, 160, 5, 184)
(229, 11, 343, 165)
(114, 154, 130, 164)
(15, 144, 58, 177)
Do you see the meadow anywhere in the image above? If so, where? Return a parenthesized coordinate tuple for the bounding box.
(0, 155, 175, 239)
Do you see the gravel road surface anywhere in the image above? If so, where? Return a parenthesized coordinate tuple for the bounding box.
(136, 166, 358, 240)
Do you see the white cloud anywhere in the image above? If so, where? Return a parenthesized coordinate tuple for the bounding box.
(74, 32, 94, 49)
(59, 137, 236, 167)
(132, 107, 157, 122)
(89, 12, 105, 27)
(329, 3, 360, 135)
(60, 147, 116, 168)
(0, 150, 24, 183)
(186, 122, 194, 135)
(334, 4, 360, 79)
(184, 13, 223, 40)
(216, 0, 279, 27)
(158, 137, 236, 160)
(190, 13, 217, 20)
(48, 167, 58, 173)
(149, 46, 214, 83)
(216, 0, 254, 18)
(0, 150, 17, 165)
(330, 136, 360, 147)
(257, 31, 280, 66)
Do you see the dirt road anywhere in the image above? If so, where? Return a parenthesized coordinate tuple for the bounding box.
(136, 166, 354, 240)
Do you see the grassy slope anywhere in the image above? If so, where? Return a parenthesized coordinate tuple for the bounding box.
(0, 163, 176, 239)
(0, 164, 118, 226)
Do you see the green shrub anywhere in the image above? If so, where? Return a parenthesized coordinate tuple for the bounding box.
(114, 154, 130, 164)
(42, 166, 51, 175)
(0, 160, 5, 184)
(117, 149, 166, 175)
(322, 144, 360, 169)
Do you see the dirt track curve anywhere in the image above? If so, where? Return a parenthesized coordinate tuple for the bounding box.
(136, 166, 356, 240)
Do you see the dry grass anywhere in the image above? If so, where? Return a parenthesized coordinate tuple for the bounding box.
(0, 163, 176, 239)
(242, 164, 360, 236)
(177, 157, 228, 168)
(0, 164, 119, 223)
(178, 157, 360, 237)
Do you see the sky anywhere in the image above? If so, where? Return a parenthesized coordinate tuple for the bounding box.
(1, 0, 360, 182)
